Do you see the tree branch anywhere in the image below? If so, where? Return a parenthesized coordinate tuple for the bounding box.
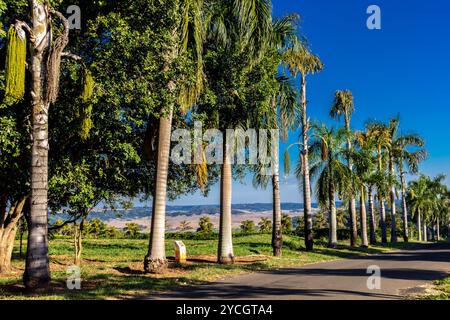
(13, 20, 33, 42)
(61, 52, 83, 62)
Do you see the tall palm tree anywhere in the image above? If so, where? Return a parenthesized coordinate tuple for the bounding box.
(366, 122, 390, 243)
(353, 131, 381, 247)
(330, 90, 358, 247)
(407, 175, 438, 241)
(145, 0, 205, 273)
(307, 124, 350, 248)
(284, 37, 323, 251)
(205, 0, 274, 264)
(252, 15, 298, 257)
(393, 134, 427, 242)
(253, 74, 299, 257)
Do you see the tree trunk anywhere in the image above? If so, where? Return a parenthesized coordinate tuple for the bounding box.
(328, 181, 338, 248)
(344, 118, 357, 247)
(0, 197, 26, 274)
(378, 195, 387, 243)
(300, 74, 313, 251)
(436, 218, 440, 242)
(368, 186, 377, 245)
(272, 168, 282, 257)
(23, 0, 52, 290)
(144, 108, 173, 273)
(74, 218, 85, 265)
(423, 223, 428, 242)
(417, 210, 422, 241)
(389, 160, 397, 243)
(360, 187, 368, 247)
(218, 138, 234, 264)
(400, 170, 409, 242)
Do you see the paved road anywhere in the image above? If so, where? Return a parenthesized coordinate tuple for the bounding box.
(154, 243, 450, 300)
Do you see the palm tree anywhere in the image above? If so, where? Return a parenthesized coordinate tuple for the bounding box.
(253, 75, 298, 257)
(366, 122, 390, 243)
(205, 0, 275, 264)
(284, 37, 323, 251)
(407, 175, 436, 241)
(307, 124, 350, 248)
(145, 0, 205, 273)
(330, 90, 358, 247)
(392, 133, 427, 242)
(353, 131, 381, 247)
(252, 15, 298, 257)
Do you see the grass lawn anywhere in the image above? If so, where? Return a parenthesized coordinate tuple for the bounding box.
(0, 234, 415, 300)
(415, 277, 450, 300)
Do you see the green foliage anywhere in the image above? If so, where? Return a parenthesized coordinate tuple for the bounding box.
(5, 26, 26, 102)
(258, 217, 272, 233)
(240, 220, 255, 234)
(197, 216, 214, 235)
(123, 223, 141, 238)
(281, 213, 292, 234)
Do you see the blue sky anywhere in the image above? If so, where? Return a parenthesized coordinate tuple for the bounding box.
(165, 0, 450, 206)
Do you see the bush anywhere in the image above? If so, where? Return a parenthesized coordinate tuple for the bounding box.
(240, 220, 255, 234)
(197, 216, 214, 236)
(258, 218, 272, 233)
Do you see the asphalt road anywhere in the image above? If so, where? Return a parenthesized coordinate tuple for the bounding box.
(154, 243, 450, 300)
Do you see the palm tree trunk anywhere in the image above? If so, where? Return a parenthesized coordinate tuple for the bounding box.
(144, 108, 173, 273)
(417, 210, 422, 241)
(218, 138, 234, 264)
(378, 195, 387, 243)
(24, 1, 52, 289)
(272, 168, 282, 257)
(300, 74, 313, 251)
(436, 218, 440, 242)
(360, 187, 368, 247)
(345, 121, 357, 247)
(423, 223, 428, 242)
(368, 186, 377, 245)
(328, 181, 338, 248)
(389, 160, 397, 243)
(400, 170, 409, 242)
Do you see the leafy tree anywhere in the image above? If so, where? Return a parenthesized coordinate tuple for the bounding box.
(240, 220, 255, 234)
(197, 216, 214, 236)
(178, 221, 193, 232)
(281, 214, 292, 234)
(258, 218, 272, 233)
(124, 223, 141, 239)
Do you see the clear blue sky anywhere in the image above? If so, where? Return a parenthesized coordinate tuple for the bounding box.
(166, 0, 450, 206)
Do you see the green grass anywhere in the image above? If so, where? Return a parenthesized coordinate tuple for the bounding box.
(415, 277, 450, 300)
(0, 234, 415, 300)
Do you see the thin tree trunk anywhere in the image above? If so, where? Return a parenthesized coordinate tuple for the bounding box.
(389, 160, 397, 243)
(417, 210, 422, 241)
(300, 74, 313, 251)
(400, 170, 409, 242)
(272, 170, 282, 257)
(360, 187, 368, 247)
(218, 138, 234, 264)
(328, 181, 338, 248)
(379, 195, 387, 243)
(74, 218, 85, 265)
(0, 197, 27, 274)
(23, 0, 52, 289)
(436, 218, 440, 242)
(344, 118, 357, 247)
(368, 186, 377, 245)
(144, 108, 173, 273)
(423, 223, 428, 242)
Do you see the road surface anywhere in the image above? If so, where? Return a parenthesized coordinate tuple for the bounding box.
(154, 243, 450, 300)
